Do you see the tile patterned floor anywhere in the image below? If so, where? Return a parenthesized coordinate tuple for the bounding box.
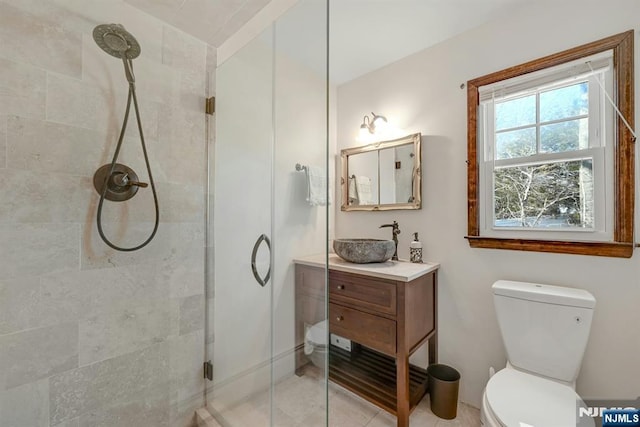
(208, 366, 481, 427)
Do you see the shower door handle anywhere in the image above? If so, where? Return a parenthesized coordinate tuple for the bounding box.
(251, 234, 271, 287)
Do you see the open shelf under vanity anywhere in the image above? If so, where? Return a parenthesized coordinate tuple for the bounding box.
(329, 344, 429, 415)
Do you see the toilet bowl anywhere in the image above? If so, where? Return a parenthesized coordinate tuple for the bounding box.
(304, 320, 327, 368)
(481, 365, 594, 427)
(481, 280, 596, 427)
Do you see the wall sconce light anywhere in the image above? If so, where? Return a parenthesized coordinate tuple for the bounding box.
(359, 112, 388, 140)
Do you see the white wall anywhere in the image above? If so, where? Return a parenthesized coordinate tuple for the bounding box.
(335, 0, 640, 407)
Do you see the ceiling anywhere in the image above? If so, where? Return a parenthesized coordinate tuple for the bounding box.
(124, 0, 272, 47)
(127, 0, 531, 84)
(328, 0, 531, 84)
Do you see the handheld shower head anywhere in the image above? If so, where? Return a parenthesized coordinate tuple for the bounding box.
(93, 24, 141, 60)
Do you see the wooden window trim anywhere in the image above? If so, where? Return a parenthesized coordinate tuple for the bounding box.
(466, 31, 635, 258)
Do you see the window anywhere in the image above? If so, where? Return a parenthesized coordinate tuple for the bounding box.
(466, 31, 635, 257)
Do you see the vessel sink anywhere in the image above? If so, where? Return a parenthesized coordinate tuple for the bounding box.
(333, 239, 395, 264)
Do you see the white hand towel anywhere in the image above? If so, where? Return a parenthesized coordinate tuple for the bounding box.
(306, 165, 329, 206)
(356, 175, 373, 205)
(348, 175, 359, 204)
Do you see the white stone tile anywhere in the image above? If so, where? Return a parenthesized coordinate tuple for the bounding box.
(156, 104, 207, 183)
(0, 223, 80, 280)
(160, 181, 206, 222)
(78, 300, 179, 365)
(365, 410, 397, 427)
(83, 68, 162, 142)
(433, 402, 481, 427)
(196, 407, 222, 427)
(46, 73, 100, 129)
(0, 323, 78, 389)
(81, 221, 204, 270)
(273, 373, 327, 423)
(295, 409, 328, 427)
(162, 25, 207, 73)
(205, 298, 215, 343)
(169, 333, 206, 427)
(77, 389, 172, 427)
(171, 397, 203, 427)
(0, 2, 83, 77)
(0, 277, 38, 335)
(0, 263, 172, 336)
(179, 295, 205, 335)
(329, 388, 379, 426)
(49, 342, 171, 425)
(328, 409, 367, 427)
(90, 180, 205, 225)
(169, 330, 205, 413)
(2, 0, 115, 35)
(0, 58, 46, 119)
(6, 116, 104, 176)
(52, 417, 80, 427)
(0, 379, 49, 427)
(180, 69, 207, 112)
(166, 244, 207, 299)
(0, 116, 6, 168)
(206, 45, 217, 98)
(216, 398, 271, 427)
(0, 168, 93, 223)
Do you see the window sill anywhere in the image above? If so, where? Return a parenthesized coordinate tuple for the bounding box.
(465, 236, 633, 258)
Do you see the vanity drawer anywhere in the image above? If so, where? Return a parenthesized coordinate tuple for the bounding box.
(329, 303, 396, 356)
(329, 271, 397, 316)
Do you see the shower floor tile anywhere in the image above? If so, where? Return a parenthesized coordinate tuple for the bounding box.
(207, 366, 480, 427)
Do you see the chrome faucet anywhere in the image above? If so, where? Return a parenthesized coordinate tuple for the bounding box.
(380, 221, 401, 261)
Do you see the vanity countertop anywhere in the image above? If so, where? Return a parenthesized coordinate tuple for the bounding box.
(293, 253, 439, 282)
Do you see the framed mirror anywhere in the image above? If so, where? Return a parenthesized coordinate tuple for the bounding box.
(340, 133, 422, 211)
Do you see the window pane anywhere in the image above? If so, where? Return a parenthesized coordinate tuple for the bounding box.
(493, 159, 594, 229)
(495, 95, 536, 131)
(540, 118, 589, 152)
(495, 127, 536, 159)
(540, 82, 588, 122)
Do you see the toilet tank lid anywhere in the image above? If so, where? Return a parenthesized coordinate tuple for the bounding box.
(493, 280, 596, 309)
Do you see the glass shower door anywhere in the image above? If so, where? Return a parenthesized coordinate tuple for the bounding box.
(207, 1, 328, 425)
(208, 24, 276, 426)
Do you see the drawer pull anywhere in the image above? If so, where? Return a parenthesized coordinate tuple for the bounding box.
(336, 316, 344, 322)
(337, 285, 344, 290)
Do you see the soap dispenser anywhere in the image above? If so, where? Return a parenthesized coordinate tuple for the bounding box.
(410, 232, 423, 263)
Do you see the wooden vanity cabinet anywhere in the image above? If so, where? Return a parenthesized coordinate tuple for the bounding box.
(295, 262, 438, 427)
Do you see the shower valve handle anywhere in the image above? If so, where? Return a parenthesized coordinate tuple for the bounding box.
(112, 172, 148, 188)
(127, 180, 148, 188)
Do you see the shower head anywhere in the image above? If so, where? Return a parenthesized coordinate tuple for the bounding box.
(93, 24, 141, 60)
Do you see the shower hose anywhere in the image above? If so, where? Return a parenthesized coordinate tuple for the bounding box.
(96, 60, 159, 251)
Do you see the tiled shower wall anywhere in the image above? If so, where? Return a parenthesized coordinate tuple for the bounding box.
(0, 1, 214, 426)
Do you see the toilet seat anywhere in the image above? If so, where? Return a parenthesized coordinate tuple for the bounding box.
(304, 320, 328, 355)
(306, 320, 327, 345)
(485, 368, 594, 427)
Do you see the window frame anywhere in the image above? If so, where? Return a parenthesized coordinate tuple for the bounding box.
(466, 31, 635, 257)
(479, 60, 613, 241)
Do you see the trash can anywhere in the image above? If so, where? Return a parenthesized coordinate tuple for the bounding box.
(427, 364, 460, 419)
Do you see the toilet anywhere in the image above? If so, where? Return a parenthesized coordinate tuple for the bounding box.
(304, 320, 328, 368)
(481, 280, 596, 427)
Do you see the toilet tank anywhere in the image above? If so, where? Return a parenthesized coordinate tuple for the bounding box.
(493, 280, 596, 383)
